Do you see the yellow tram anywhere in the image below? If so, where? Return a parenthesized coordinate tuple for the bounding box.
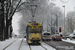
(26, 22, 43, 45)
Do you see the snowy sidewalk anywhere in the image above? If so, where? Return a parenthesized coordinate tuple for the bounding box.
(0, 37, 18, 50)
(5, 38, 23, 50)
(62, 38, 75, 44)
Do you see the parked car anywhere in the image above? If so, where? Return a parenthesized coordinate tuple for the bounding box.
(24, 35, 26, 38)
(52, 33, 62, 41)
(63, 33, 70, 39)
(69, 33, 75, 40)
(42, 32, 51, 41)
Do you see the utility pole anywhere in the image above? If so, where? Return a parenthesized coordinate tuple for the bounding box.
(55, 14, 58, 33)
(62, 5, 65, 33)
(47, 18, 48, 32)
(56, 14, 58, 29)
(50, 2, 52, 34)
(60, 0, 69, 33)
(49, 0, 56, 34)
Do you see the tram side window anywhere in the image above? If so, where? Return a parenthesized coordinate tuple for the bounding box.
(26, 26, 28, 33)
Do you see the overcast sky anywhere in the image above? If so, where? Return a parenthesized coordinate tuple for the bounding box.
(51, 0, 75, 16)
(12, 0, 75, 35)
(12, 12, 22, 35)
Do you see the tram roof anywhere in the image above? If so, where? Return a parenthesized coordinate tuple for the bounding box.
(27, 23, 42, 26)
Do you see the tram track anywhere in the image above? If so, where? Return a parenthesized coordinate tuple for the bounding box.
(3, 38, 24, 50)
(18, 38, 24, 50)
(3, 38, 48, 50)
(29, 44, 47, 50)
(29, 45, 32, 50)
(3, 39, 18, 50)
(41, 44, 47, 50)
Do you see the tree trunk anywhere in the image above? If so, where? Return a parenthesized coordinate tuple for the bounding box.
(5, 0, 9, 39)
(0, 0, 4, 41)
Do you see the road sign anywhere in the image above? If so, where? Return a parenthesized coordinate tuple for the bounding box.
(62, 29, 64, 31)
(56, 30, 58, 32)
(56, 28, 57, 29)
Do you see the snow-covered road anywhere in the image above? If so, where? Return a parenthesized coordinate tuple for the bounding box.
(20, 38, 56, 50)
(20, 38, 45, 50)
(20, 39, 30, 50)
(62, 38, 75, 44)
(41, 43, 56, 50)
(0, 38, 56, 50)
(1, 38, 75, 50)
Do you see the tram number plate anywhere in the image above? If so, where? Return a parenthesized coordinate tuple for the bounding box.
(34, 42, 37, 44)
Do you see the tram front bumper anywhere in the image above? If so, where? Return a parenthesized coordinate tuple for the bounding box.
(31, 40, 41, 43)
(31, 40, 40, 41)
(28, 40, 42, 44)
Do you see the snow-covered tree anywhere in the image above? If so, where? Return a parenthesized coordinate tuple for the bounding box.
(18, 0, 63, 34)
(66, 11, 75, 33)
(2, 0, 27, 39)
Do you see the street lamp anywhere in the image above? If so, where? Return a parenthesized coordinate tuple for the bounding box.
(60, 0, 69, 33)
(62, 5, 65, 33)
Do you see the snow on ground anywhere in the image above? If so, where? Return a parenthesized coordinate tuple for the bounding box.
(20, 38, 45, 50)
(20, 38, 30, 50)
(21, 38, 56, 50)
(31, 45, 45, 50)
(5, 38, 23, 50)
(0, 37, 17, 50)
(0, 41, 3, 50)
(0, 38, 56, 50)
(62, 38, 75, 44)
(41, 42, 56, 50)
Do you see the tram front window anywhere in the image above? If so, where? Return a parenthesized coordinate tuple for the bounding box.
(29, 26, 42, 33)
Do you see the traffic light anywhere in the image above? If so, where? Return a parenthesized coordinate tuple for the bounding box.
(59, 27, 62, 32)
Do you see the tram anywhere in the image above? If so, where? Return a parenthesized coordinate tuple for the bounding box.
(26, 22, 43, 45)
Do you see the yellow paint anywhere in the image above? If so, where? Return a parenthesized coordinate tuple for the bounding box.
(28, 23, 42, 27)
(28, 40, 32, 43)
(27, 22, 42, 44)
(39, 41, 42, 43)
(29, 33, 41, 39)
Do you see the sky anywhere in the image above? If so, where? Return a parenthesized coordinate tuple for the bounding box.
(12, 12, 22, 35)
(51, 0, 75, 16)
(12, 0, 75, 35)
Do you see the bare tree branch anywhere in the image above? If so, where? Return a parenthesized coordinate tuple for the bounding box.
(9, 0, 22, 21)
(17, 2, 26, 8)
(16, 8, 26, 12)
